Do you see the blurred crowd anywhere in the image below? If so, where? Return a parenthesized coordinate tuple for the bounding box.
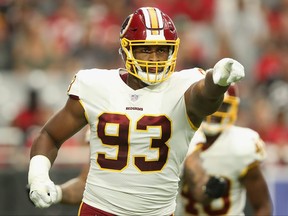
(0, 0, 288, 165)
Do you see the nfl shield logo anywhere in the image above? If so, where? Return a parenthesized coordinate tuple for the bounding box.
(131, 94, 139, 102)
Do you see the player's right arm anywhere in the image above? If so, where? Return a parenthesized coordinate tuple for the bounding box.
(28, 97, 88, 208)
(184, 147, 228, 204)
(183, 148, 210, 203)
(30, 97, 87, 160)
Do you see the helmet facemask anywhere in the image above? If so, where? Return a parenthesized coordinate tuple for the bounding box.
(120, 38, 179, 85)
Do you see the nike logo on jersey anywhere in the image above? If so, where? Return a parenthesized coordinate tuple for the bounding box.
(130, 94, 139, 102)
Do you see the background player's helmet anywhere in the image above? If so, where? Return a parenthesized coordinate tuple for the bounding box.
(119, 7, 180, 85)
(201, 84, 240, 135)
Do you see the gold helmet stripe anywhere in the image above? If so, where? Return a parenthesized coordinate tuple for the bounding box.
(147, 7, 160, 35)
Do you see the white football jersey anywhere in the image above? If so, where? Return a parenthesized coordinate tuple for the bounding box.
(177, 126, 266, 216)
(67, 68, 204, 215)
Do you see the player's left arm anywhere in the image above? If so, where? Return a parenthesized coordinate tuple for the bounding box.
(242, 136, 273, 216)
(184, 149, 209, 202)
(242, 163, 273, 216)
(185, 58, 245, 127)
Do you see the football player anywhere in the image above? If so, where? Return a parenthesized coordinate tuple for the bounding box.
(178, 84, 273, 216)
(27, 7, 245, 216)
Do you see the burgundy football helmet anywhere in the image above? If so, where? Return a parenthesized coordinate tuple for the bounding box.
(201, 84, 240, 135)
(119, 7, 180, 85)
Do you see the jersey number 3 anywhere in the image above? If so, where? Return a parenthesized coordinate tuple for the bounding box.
(97, 113, 171, 172)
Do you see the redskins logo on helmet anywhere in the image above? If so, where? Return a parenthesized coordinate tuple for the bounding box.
(119, 7, 180, 85)
(201, 84, 240, 135)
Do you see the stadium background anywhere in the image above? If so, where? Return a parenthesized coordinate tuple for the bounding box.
(0, 0, 288, 215)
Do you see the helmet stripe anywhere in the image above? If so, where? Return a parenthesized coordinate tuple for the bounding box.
(142, 7, 165, 39)
(142, 8, 151, 28)
(147, 8, 159, 35)
(154, 8, 164, 29)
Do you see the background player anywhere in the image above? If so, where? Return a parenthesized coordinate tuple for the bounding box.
(178, 84, 273, 216)
(27, 7, 245, 215)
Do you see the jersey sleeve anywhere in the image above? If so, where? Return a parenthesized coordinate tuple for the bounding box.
(186, 130, 206, 156)
(180, 67, 206, 82)
(239, 130, 267, 177)
(253, 136, 267, 162)
(67, 70, 84, 98)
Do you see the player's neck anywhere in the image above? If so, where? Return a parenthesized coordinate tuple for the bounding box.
(126, 74, 148, 90)
(204, 133, 221, 148)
